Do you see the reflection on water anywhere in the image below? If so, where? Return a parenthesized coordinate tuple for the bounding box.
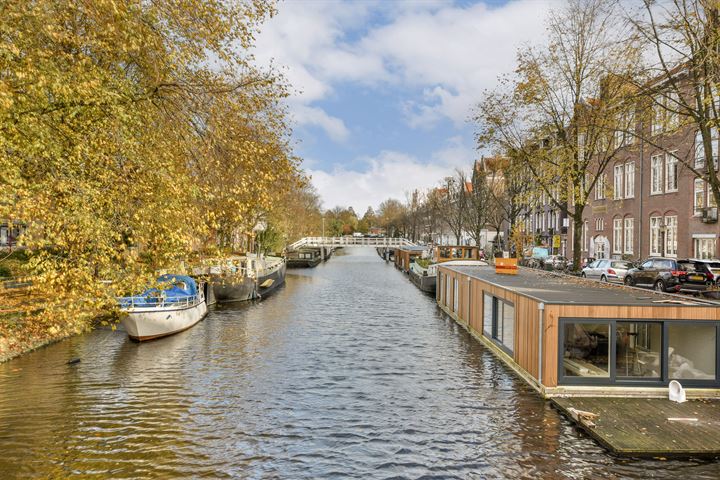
(1, 248, 718, 478)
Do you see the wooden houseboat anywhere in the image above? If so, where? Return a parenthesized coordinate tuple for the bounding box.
(407, 245, 484, 294)
(437, 263, 720, 398)
(394, 246, 428, 273)
(287, 248, 322, 268)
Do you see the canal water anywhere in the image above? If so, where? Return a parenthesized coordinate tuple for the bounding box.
(1, 248, 718, 479)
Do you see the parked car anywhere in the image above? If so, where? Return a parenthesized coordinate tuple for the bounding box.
(688, 259, 720, 285)
(580, 257, 596, 269)
(581, 259, 633, 283)
(543, 255, 570, 271)
(623, 257, 693, 292)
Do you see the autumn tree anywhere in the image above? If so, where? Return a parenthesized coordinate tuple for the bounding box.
(475, 0, 641, 270)
(464, 162, 489, 248)
(0, 0, 300, 339)
(431, 171, 468, 245)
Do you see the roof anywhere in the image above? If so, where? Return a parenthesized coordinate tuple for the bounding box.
(440, 265, 719, 307)
(397, 246, 428, 252)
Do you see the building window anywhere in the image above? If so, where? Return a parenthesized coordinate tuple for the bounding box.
(623, 218, 634, 254)
(668, 324, 716, 380)
(696, 130, 706, 169)
(650, 216, 661, 256)
(694, 179, 705, 215)
(595, 218, 604, 231)
(595, 173, 606, 200)
(613, 164, 623, 199)
(665, 153, 678, 192)
(616, 322, 662, 378)
(562, 322, 610, 378)
(694, 237, 716, 259)
(624, 162, 635, 198)
(666, 91, 680, 129)
(614, 111, 635, 147)
(651, 154, 663, 194)
(665, 215, 678, 257)
(483, 293, 514, 354)
(613, 218, 622, 253)
(652, 99, 664, 135)
(582, 221, 588, 252)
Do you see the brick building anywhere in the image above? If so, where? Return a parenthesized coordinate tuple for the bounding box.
(578, 105, 719, 262)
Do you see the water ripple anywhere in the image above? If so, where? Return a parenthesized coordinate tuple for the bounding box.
(1, 249, 719, 478)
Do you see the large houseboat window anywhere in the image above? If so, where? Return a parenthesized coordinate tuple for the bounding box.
(483, 294, 493, 336)
(615, 322, 662, 378)
(444, 274, 450, 307)
(482, 293, 514, 353)
(668, 324, 716, 380)
(562, 322, 610, 377)
(453, 278, 459, 313)
(501, 302, 514, 352)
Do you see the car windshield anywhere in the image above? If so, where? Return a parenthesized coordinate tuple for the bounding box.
(612, 261, 630, 268)
(704, 262, 720, 269)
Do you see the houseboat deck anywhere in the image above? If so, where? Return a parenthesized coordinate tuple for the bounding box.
(446, 266, 717, 307)
(552, 396, 720, 457)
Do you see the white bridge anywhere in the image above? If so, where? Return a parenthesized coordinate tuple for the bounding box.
(289, 236, 417, 250)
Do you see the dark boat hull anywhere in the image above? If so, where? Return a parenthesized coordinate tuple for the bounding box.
(287, 257, 322, 268)
(211, 262, 286, 303)
(409, 269, 436, 294)
(257, 263, 286, 298)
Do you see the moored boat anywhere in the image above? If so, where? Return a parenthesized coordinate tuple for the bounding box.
(208, 254, 286, 303)
(287, 247, 322, 268)
(406, 246, 487, 294)
(118, 274, 207, 341)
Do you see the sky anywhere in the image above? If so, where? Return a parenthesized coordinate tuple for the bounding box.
(252, 0, 557, 213)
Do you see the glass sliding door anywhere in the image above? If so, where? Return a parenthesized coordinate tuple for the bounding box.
(560, 319, 719, 386)
(562, 322, 610, 378)
(615, 322, 662, 378)
(668, 324, 716, 380)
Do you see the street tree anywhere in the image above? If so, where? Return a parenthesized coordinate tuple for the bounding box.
(475, 0, 642, 270)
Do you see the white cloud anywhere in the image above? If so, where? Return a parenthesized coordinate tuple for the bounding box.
(292, 105, 350, 142)
(309, 137, 477, 212)
(255, 0, 556, 138)
(360, 0, 556, 127)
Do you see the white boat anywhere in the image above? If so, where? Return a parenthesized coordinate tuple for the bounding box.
(118, 274, 207, 341)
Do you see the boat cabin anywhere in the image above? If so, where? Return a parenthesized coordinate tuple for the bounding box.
(434, 246, 481, 263)
(437, 264, 720, 398)
(394, 246, 428, 273)
(287, 247, 322, 268)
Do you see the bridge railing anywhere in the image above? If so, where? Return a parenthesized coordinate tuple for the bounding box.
(288, 236, 417, 250)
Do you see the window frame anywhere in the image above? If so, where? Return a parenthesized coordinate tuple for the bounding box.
(623, 217, 634, 254)
(558, 317, 720, 387)
(665, 152, 679, 193)
(650, 154, 663, 194)
(614, 164, 624, 199)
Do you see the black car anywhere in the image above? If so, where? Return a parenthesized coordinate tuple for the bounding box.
(623, 257, 690, 293)
(689, 259, 720, 285)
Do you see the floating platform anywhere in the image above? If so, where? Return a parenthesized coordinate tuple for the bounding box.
(552, 396, 720, 457)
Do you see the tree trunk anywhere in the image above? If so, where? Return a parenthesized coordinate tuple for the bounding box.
(572, 211, 583, 272)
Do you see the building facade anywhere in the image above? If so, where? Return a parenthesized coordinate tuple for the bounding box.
(578, 108, 719, 262)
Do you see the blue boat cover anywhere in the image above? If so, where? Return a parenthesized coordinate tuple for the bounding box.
(119, 274, 199, 308)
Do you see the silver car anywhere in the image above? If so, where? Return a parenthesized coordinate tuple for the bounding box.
(581, 259, 633, 283)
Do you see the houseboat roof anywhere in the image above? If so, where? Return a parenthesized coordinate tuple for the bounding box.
(397, 246, 428, 252)
(440, 264, 720, 307)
